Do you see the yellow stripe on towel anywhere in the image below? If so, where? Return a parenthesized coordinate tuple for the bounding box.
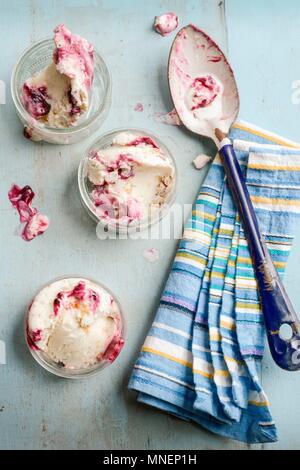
(232, 122, 299, 149)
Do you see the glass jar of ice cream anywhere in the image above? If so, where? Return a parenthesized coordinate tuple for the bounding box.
(78, 128, 177, 235)
(11, 25, 111, 144)
(25, 276, 125, 379)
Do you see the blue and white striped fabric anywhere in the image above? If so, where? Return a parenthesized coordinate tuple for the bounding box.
(128, 121, 300, 444)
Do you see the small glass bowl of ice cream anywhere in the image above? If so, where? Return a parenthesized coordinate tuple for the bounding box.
(78, 129, 177, 234)
(11, 24, 111, 144)
(25, 277, 125, 379)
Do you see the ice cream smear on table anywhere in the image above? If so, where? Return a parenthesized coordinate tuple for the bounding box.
(8, 184, 49, 241)
(86, 132, 175, 227)
(26, 278, 124, 369)
(22, 24, 94, 128)
(154, 12, 178, 36)
(154, 108, 181, 126)
(143, 248, 160, 263)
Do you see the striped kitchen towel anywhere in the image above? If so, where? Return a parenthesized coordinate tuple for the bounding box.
(128, 120, 300, 444)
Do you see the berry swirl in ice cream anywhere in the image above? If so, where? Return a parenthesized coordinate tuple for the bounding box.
(85, 132, 175, 228)
(187, 75, 221, 111)
(22, 24, 94, 128)
(26, 278, 124, 370)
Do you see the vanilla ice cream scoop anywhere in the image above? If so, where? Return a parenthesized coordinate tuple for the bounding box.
(22, 24, 94, 128)
(86, 132, 175, 227)
(26, 278, 124, 370)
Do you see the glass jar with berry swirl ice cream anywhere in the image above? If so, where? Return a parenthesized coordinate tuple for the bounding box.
(78, 129, 177, 234)
(11, 24, 111, 144)
(25, 276, 125, 378)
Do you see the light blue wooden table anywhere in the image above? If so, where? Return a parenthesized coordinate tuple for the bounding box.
(1, 0, 300, 450)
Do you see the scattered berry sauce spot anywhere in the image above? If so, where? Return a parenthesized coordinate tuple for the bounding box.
(143, 248, 160, 263)
(134, 102, 144, 112)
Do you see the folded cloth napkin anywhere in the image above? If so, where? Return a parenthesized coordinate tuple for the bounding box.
(128, 120, 300, 444)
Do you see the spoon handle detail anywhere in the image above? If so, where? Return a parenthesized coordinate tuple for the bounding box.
(219, 139, 300, 371)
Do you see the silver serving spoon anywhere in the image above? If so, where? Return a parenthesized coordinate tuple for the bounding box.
(168, 24, 300, 371)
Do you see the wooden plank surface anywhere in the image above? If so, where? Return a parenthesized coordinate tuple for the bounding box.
(1, 0, 300, 450)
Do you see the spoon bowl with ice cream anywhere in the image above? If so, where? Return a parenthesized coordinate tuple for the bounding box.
(168, 24, 300, 371)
